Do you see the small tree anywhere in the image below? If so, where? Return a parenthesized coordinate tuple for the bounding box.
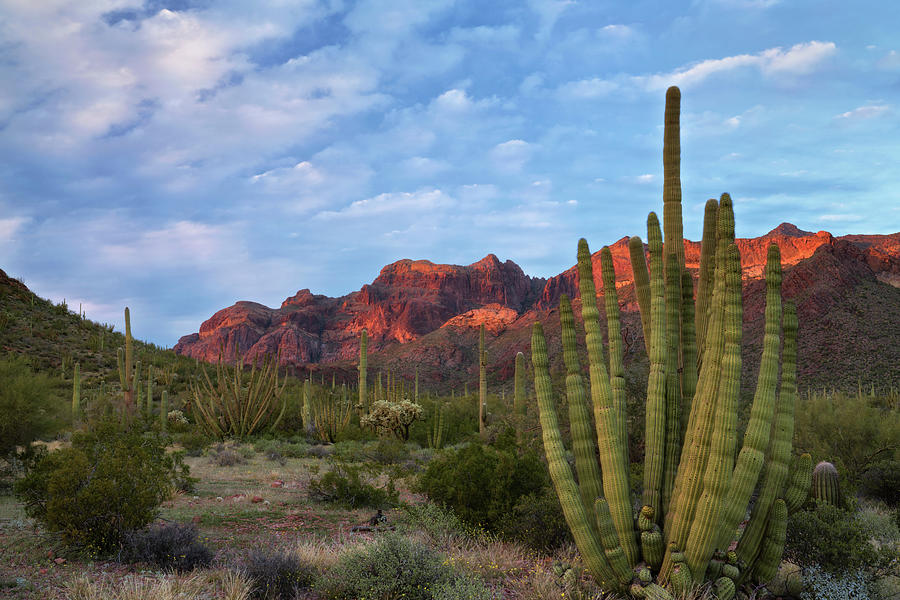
(14, 420, 185, 554)
(0, 353, 61, 462)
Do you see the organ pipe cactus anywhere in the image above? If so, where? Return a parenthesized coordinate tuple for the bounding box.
(530, 86, 809, 597)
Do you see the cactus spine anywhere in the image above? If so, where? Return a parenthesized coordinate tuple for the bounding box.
(531, 86, 809, 597)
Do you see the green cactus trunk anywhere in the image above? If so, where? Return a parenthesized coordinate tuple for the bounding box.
(530, 86, 809, 597)
(578, 239, 640, 567)
(531, 322, 620, 591)
(479, 324, 487, 434)
(359, 330, 367, 416)
(118, 306, 135, 417)
(160, 390, 168, 431)
(72, 361, 81, 420)
(560, 295, 604, 512)
(629, 236, 652, 353)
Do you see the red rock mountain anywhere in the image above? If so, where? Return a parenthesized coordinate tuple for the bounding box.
(174, 225, 900, 392)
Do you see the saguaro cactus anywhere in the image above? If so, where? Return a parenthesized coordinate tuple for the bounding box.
(531, 86, 809, 597)
(358, 329, 368, 416)
(71, 361, 81, 420)
(479, 324, 487, 434)
(117, 307, 136, 416)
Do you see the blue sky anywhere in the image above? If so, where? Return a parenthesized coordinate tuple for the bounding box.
(1, 0, 898, 347)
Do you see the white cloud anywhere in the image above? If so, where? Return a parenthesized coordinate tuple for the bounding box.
(835, 104, 890, 120)
(316, 189, 453, 220)
(561, 41, 837, 97)
(0, 216, 30, 239)
(99, 220, 236, 267)
(558, 77, 619, 99)
(621, 174, 656, 184)
(490, 139, 534, 172)
(760, 41, 837, 76)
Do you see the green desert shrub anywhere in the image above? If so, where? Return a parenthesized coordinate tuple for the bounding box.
(307, 459, 398, 508)
(431, 573, 494, 600)
(253, 437, 310, 458)
(794, 391, 900, 491)
(400, 501, 480, 544)
(499, 488, 573, 552)
(320, 533, 446, 600)
(417, 439, 548, 533)
(244, 549, 316, 599)
(785, 500, 878, 575)
(176, 429, 211, 457)
(120, 522, 213, 572)
(14, 420, 186, 554)
(860, 459, 900, 506)
(0, 353, 63, 460)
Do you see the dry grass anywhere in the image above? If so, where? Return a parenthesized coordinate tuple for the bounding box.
(62, 570, 253, 600)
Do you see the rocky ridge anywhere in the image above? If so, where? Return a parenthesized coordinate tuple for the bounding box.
(174, 225, 900, 392)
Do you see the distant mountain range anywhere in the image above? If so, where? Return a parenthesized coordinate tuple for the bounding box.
(174, 224, 900, 393)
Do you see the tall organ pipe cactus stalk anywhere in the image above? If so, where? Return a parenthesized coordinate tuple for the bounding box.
(531, 86, 809, 597)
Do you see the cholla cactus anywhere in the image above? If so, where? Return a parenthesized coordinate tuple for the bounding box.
(361, 399, 423, 441)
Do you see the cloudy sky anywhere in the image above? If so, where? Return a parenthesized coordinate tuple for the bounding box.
(1, 0, 898, 347)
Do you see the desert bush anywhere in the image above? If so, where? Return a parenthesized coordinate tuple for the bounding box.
(307, 444, 334, 459)
(400, 501, 480, 544)
(14, 420, 185, 554)
(332, 439, 367, 462)
(0, 353, 63, 460)
(177, 429, 211, 457)
(254, 437, 310, 458)
(307, 459, 398, 508)
(417, 440, 548, 532)
(432, 573, 494, 600)
(785, 500, 878, 575)
(799, 565, 872, 600)
(368, 438, 414, 464)
(860, 459, 900, 506)
(794, 391, 900, 491)
(499, 488, 572, 552)
(320, 533, 446, 600)
(211, 447, 245, 467)
(121, 522, 213, 572)
(244, 548, 316, 600)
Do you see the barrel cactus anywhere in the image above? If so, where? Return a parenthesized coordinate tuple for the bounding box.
(531, 86, 810, 597)
(811, 461, 842, 507)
